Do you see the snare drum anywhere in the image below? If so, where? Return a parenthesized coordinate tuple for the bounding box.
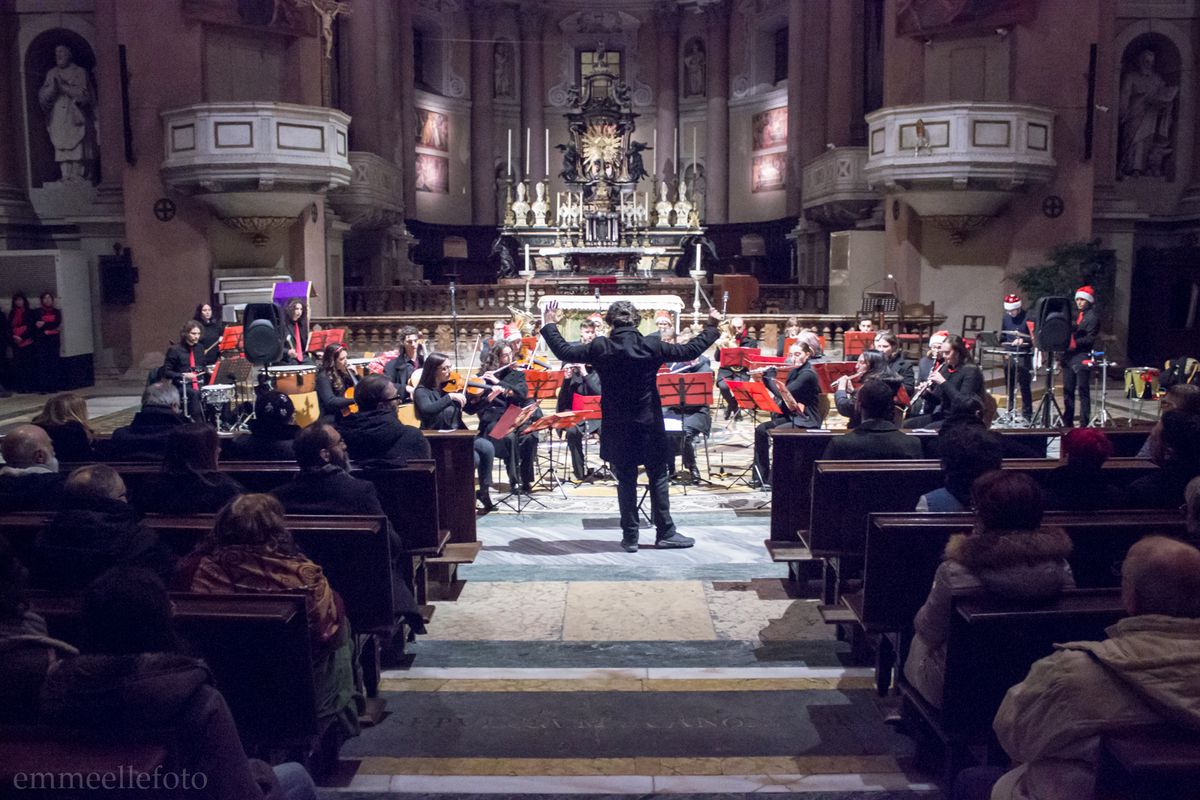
(201, 383, 235, 406)
(1124, 367, 1161, 400)
(267, 365, 318, 395)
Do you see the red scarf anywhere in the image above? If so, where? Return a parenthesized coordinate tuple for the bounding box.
(1069, 311, 1083, 350)
(188, 348, 199, 390)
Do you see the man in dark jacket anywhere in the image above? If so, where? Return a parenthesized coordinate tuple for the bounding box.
(1062, 285, 1101, 428)
(382, 326, 425, 403)
(0, 424, 64, 511)
(110, 380, 187, 461)
(822, 379, 923, 460)
(753, 341, 825, 487)
(160, 320, 207, 422)
(31, 464, 176, 591)
(337, 375, 430, 467)
(271, 423, 426, 635)
(541, 300, 720, 552)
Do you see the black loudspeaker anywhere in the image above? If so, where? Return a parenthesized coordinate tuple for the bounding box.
(242, 302, 285, 364)
(1033, 296, 1072, 351)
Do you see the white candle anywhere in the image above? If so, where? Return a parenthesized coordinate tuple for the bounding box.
(525, 128, 531, 176)
(507, 129, 512, 176)
(524, 243, 531, 270)
(544, 129, 549, 178)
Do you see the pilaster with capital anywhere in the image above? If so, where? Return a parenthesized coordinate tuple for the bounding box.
(655, 4, 680, 180)
(519, 3, 547, 181)
(704, 1, 730, 223)
(471, 1, 498, 223)
(786, 0, 804, 218)
(397, 0, 417, 212)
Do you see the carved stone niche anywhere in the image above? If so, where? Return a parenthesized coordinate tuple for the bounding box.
(329, 152, 405, 229)
(801, 147, 881, 229)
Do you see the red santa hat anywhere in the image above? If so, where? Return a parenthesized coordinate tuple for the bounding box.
(1003, 294, 1022, 311)
(1075, 286, 1095, 305)
(929, 329, 950, 346)
(502, 323, 521, 340)
(654, 310, 672, 324)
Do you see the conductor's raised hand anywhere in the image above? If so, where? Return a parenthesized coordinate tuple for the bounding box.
(708, 307, 724, 324)
(542, 301, 563, 326)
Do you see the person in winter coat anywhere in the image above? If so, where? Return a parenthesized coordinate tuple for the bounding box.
(904, 471, 1075, 709)
(335, 375, 430, 468)
(986, 536, 1200, 800)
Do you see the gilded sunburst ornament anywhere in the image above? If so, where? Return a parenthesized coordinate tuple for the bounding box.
(580, 124, 621, 170)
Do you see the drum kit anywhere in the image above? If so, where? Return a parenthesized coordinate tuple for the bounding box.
(264, 364, 320, 427)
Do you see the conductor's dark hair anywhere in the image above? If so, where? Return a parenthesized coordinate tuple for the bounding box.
(856, 379, 895, 421)
(353, 374, 394, 412)
(605, 300, 641, 329)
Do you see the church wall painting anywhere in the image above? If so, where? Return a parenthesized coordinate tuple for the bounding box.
(416, 108, 449, 152)
(415, 153, 449, 194)
(752, 107, 787, 150)
(752, 153, 786, 193)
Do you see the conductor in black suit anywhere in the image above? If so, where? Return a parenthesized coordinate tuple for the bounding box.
(541, 300, 721, 552)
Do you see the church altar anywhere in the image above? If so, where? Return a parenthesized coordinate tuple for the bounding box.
(538, 293, 686, 337)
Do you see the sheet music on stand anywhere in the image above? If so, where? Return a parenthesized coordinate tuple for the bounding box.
(861, 292, 898, 315)
(656, 371, 714, 409)
(306, 328, 345, 355)
(724, 380, 782, 416)
(525, 370, 565, 401)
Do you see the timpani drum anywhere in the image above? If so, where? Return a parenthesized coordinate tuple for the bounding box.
(347, 357, 372, 377)
(267, 364, 318, 395)
(1124, 367, 1161, 401)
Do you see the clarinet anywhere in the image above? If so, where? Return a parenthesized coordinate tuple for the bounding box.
(908, 359, 944, 409)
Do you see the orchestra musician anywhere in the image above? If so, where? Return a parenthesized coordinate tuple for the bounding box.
(903, 334, 985, 429)
(383, 326, 426, 402)
(558, 320, 602, 482)
(1001, 293, 1034, 420)
(716, 316, 757, 420)
(414, 352, 496, 511)
(912, 330, 950, 417)
(540, 300, 722, 553)
(315, 343, 357, 423)
(646, 310, 673, 340)
(161, 319, 206, 422)
(775, 317, 803, 357)
(193, 302, 225, 366)
(479, 319, 507, 365)
(281, 298, 309, 364)
(1062, 285, 1100, 428)
(476, 341, 537, 493)
(661, 329, 711, 485)
(874, 330, 916, 399)
(752, 341, 824, 489)
(834, 349, 902, 429)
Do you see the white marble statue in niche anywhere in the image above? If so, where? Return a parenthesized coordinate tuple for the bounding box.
(493, 41, 515, 99)
(1118, 48, 1178, 180)
(672, 181, 693, 229)
(683, 38, 706, 98)
(531, 182, 549, 226)
(655, 181, 674, 227)
(38, 44, 98, 183)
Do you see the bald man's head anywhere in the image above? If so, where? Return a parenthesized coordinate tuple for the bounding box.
(1, 424, 55, 469)
(1122, 536, 1200, 618)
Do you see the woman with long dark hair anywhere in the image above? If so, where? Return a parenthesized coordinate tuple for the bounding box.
(31, 391, 95, 461)
(903, 334, 985, 429)
(193, 302, 225, 366)
(282, 298, 309, 364)
(833, 349, 902, 428)
(415, 351, 495, 510)
(316, 343, 357, 423)
(136, 423, 243, 514)
(8, 293, 33, 393)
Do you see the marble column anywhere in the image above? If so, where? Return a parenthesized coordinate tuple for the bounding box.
(704, 1, 730, 223)
(785, 0, 804, 217)
(519, 4, 547, 181)
(397, 0, 417, 213)
(655, 5, 680, 180)
(471, 1, 497, 224)
(826, 0, 854, 148)
(346, 0, 382, 153)
(0, 5, 32, 231)
(799, 0, 829, 168)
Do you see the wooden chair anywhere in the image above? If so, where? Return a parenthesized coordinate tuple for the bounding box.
(898, 301, 936, 356)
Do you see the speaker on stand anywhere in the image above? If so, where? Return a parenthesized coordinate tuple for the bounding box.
(1031, 296, 1071, 427)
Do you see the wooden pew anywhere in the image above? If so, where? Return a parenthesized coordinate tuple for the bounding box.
(766, 425, 1153, 546)
(0, 725, 178, 798)
(1097, 726, 1200, 800)
(29, 592, 320, 761)
(849, 510, 1186, 693)
(897, 588, 1125, 785)
(423, 431, 483, 597)
(804, 457, 1157, 602)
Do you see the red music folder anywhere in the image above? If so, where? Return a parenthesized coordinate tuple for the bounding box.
(656, 371, 713, 407)
(725, 379, 781, 415)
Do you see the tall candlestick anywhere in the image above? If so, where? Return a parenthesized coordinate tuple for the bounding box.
(525, 128, 531, 176)
(544, 129, 549, 178)
(507, 129, 512, 176)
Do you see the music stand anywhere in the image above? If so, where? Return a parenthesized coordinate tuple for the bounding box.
(657, 371, 715, 486)
(306, 328, 345, 356)
(862, 291, 898, 331)
(525, 370, 564, 401)
(718, 347, 758, 370)
(725, 379, 781, 488)
(217, 325, 244, 355)
(568, 395, 611, 482)
(522, 412, 571, 497)
(489, 403, 544, 512)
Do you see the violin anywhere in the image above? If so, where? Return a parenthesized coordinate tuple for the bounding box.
(442, 370, 488, 397)
(516, 354, 551, 371)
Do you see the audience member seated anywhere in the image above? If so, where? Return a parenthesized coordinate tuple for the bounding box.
(137, 423, 243, 514)
(979, 536, 1200, 800)
(1042, 427, 1127, 511)
(821, 379, 922, 460)
(30, 391, 95, 462)
(0, 534, 77, 724)
(1136, 384, 1200, 457)
(1187, 476, 1200, 537)
(176, 494, 362, 741)
(927, 396, 1041, 459)
(0, 424, 63, 511)
(904, 472, 1074, 709)
(224, 390, 301, 461)
(109, 380, 186, 461)
(916, 426, 1003, 512)
(270, 423, 425, 635)
(337, 375, 430, 467)
(833, 349, 902, 429)
(31, 464, 176, 591)
(40, 567, 318, 800)
(1127, 410, 1200, 508)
